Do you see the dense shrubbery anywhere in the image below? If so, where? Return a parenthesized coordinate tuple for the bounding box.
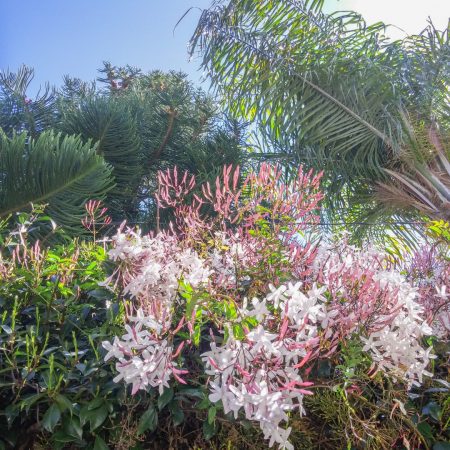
(1, 2, 449, 448)
(1, 166, 448, 449)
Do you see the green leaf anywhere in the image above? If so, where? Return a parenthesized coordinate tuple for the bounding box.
(197, 396, 210, 410)
(80, 404, 109, 432)
(42, 403, 61, 432)
(52, 431, 76, 443)
(54, 394, 74, 415)
(62, 415, 83, 440)
(19, 393, 43, 413)
(158, 388, 174, 411)
(176, 387, 205, 400)
(422, 401, 442, 421)
(232, 323, 245, 340)
(202, 419, 216, 440)
(137, 404, 158, 436)
(193, 324, 202, 346)
(169, 401, 185, 426)
(88, 397, 105, 410)
(4, 404, 19, 427)
(224, 301, 237, 320)
(93, 435, 109, 450)
(90, 405, 109, 432)
(417, 422, 434, 442)
(172, 407, 184, 426)
(207, 406, 217, 424)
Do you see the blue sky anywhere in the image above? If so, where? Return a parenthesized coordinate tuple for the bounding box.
(2, 0, 449, 95)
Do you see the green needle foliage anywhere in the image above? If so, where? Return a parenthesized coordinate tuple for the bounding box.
(59, 96, 142, 219)
(0, 66, 57, 138)
(0, 131, 113, 235)
(0, 63, 246, 235)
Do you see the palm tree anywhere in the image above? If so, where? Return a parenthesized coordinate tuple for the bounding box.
(376, 121, 450, 222)
(189, 0, 450, 238)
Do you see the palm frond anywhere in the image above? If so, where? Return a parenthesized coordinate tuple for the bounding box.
(190, 0, 405, 183)
(190, 0, 449, 244)
(377, 124, 450, 221)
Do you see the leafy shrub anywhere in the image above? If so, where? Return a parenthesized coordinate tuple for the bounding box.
(0, 212, 135, 449)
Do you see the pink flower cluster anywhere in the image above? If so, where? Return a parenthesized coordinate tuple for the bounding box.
(403, 246, 450, 338)
(103, 313, 186, 395)
(101, 164, 443, 450)
(107, 227, 211, 323)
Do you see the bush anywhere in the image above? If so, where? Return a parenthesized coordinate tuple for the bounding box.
(0, 168, 448, 450)
(0, 212, 135, 449)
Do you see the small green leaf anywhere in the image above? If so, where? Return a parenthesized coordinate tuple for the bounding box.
(4, 404, 19, 427)
(417, 421, 434, 441)
(232, 323, 245, 340)
(93, 435, 109, 450)
(169, 401, 185, 426)
(80, 403, 109, 432)
(137, 404, 158, 435)
(207, 406, 217, 424)
(176, 387, 205, 400)
(90, 405, 109, 432)
(158, 388, 174, 411)
(52, 430, 76, 443)
(202, 420, 216, 440)
(193, 324, 201, 346)
(172, 407, 184, 426)
(42, 403, 61, 432)
(197, 396, 210, 410)
(54, 394, 73, 415)
(62, 416, 83, 440)
(422, 401, 442, 421)
(224, 301, 237, 320)
(88, 397, 105, 411)
(19, 393, 43, 413)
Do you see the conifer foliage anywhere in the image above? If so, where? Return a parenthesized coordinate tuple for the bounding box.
(0, 63, 245, 234)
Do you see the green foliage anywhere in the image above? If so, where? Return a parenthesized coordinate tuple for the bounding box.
(0, 206, 448, 448)
(59, 96, 142, 217)
(0, 131, 113, 234)
(0, 66, 56, 138)
(85, 66, 246, 226)
(191, 0, 450, 240)
(0, 64, 246, 235)
(428, 220, 450, 246)
(0, 220, 126, 449)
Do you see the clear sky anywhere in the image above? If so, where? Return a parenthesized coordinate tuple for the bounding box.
(1, 0, 449, 95)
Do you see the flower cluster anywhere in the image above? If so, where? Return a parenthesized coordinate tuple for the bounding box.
(202, 283, 323, 450)
(403, 246, 450, 338)
(103, 310, 187, 395)
(107, 227, 210, 323)
(202, 270, 435, 447)
(102, 164, 441, 450)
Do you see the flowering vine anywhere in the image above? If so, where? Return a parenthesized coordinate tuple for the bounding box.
(102, 164, 444, 449)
